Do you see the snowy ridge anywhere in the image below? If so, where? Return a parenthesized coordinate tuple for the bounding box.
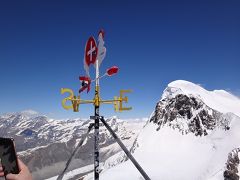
(164, 80, 240, 117)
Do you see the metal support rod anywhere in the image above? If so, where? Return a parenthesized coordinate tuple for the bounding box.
(57, 123, 94, 180)
(100, 116, 151, 180)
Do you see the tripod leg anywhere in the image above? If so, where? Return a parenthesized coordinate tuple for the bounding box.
(100, 117, 151, 180)
(57, 123, 94, 180)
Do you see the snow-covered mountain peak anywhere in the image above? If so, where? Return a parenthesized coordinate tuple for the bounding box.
(1, 110, 40, 121)
(163, 80, 240, 117)
(168, 80, 206, 94)
(20, 109, 39, 116)
(98, 80, 240, 180)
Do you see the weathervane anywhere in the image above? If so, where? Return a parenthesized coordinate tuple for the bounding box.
(59, 30, 150, 180)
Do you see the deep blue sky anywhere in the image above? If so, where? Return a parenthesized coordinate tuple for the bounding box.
(0, 0, 239, 119)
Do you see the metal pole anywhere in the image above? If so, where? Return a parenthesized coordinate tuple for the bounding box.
(100, 117, 151, 180)
(94, 105, 100, 180)
(94, 59, 100, 180)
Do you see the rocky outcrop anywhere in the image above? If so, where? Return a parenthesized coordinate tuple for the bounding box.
(224, 148, 240, 180)
(150, 94, 230, 136)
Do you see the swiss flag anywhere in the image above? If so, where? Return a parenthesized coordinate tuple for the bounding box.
(84, 36, 98, 76)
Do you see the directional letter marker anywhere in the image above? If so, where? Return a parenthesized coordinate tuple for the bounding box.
(61, 89, 132, 112)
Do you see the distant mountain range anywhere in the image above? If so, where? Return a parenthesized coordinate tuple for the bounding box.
(0, 111, 145, 180)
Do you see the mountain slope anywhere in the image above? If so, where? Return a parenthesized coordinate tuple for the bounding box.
(97, 80, 240, 180)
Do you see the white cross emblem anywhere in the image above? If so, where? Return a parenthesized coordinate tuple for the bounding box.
(87, 41, 96, 62)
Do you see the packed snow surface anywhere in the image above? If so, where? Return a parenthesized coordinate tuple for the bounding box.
(99, 114, 240, 180)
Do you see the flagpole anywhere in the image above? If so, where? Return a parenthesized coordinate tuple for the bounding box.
(94, 58, 100, 180)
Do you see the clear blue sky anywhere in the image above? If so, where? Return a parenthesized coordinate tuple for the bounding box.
(0, 0, 239, 119)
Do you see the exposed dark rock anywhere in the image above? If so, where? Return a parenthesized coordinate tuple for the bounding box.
(150, 94, 230, 136)
(224, 148, 240, 180)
